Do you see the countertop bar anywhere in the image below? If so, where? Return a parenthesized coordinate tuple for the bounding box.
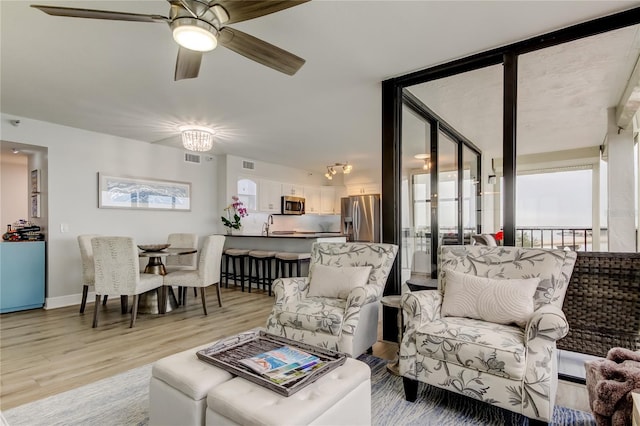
(222, 233, 346, 257)
(224, 233, 346, 239)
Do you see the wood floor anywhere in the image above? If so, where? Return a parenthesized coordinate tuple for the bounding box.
(0, 286, 394, 410)
(0, 285, 588, 414)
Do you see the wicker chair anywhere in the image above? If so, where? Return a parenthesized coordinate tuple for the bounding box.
(557, 251, 640, 357)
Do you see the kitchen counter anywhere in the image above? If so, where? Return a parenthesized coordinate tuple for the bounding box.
(222, 233, 346, 259)
(226, 232, 346, 239)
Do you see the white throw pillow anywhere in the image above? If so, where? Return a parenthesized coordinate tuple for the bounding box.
(441, 269, 540, 327)
(307, 264, 372, 299)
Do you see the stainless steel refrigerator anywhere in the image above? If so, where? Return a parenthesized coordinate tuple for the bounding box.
(340, 194, 381, 242)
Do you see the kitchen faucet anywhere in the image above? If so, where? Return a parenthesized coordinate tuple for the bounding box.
(263, 214, 274, 236)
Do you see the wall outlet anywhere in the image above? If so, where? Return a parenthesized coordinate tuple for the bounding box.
(60, 223, 69, 233)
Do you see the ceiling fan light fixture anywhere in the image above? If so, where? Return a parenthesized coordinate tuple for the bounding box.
(180, 125, 215, 152)
(171, 18, 218, 52)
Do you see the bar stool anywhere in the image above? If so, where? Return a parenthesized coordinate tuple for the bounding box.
(221, 249, 249, 292)
(275, 252, 311, 278)
(248, 250, 276, 295)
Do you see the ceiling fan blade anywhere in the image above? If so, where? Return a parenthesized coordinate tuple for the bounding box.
(218, 27, 304, 76)
(213, 1, 309, 25)
(30, 5, 169, 23)
(175, 47, 203, 81)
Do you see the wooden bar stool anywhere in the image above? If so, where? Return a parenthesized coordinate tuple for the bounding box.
(275, 252, 311, 278)
(221, 249, 249, 292)
(248, 250, 276, 295)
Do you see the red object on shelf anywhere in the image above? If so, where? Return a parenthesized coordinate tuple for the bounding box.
(495, 230, 504, 241)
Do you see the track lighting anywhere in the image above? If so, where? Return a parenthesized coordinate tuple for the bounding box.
(324, 162, 353, 180)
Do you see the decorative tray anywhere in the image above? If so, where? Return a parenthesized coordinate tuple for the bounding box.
(137, 244, 170, 252)
(196, 330, 347, 397)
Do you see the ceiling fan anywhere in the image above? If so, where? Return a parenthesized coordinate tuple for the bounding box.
(31, 0, 309, 80)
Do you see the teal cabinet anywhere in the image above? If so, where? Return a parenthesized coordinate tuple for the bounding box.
(0, 242, 45, 313)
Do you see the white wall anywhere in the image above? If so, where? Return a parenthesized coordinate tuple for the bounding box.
(0, 152, 28, 228)
(606, 107, 636, 252)
(1, 113, 220, 307)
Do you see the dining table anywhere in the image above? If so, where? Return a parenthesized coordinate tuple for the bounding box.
(138, 247, 198, 314)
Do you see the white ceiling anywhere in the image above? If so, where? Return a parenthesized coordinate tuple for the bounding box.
(2, 0, 640, 175)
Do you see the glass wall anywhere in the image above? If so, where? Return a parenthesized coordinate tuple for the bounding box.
(400, 105, 432, 286)
(463, 145, 480, 237)
(438, 133, 459, 244)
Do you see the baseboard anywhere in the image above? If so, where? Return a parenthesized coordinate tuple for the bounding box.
(44, 291, 96, 310)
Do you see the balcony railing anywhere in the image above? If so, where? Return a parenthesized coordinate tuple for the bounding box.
(402, 227, 609, 256)
(514, 227, 606, 251)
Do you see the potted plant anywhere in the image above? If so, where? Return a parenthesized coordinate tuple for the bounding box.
(221, 196, 248, 234)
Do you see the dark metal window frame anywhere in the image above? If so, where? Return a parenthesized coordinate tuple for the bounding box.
(403, 90, 482, 275)
(381, 7, 640, 306)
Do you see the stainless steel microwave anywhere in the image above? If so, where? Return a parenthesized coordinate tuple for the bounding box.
(281, 196, 305, 215)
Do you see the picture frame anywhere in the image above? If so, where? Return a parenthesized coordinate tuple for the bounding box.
(31, 169, 40, 193)
(97, 173, 191, 211)
(31, 194, 41, 218)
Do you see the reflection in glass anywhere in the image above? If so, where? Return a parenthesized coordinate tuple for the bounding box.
(400, 106, 432, 286)
(438, 133, 458, 244)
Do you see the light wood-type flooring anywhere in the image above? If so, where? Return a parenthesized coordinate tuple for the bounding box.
(0, 285, 588, 415)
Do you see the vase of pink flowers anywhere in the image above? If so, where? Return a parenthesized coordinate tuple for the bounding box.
(221, 196, 248, 234)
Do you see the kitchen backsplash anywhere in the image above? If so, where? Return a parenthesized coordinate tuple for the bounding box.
(237, 213, 341, 235)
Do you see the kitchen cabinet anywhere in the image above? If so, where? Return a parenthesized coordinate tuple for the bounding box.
(237, 177, 257, 211)
(0, 241, 45, 313)
(281, 183, 304, 197)
(320, 186, 336, 213)
(346, 183, 380, 196)
(258, 179, 282, 212)
(304, 186, 321, 213)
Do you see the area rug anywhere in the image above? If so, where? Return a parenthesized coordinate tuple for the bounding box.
(4, 355, 595, 426)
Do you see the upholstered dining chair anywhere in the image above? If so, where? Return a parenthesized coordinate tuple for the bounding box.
(91, 236, 163, 328)
(165, 233, 199, 304)
(77, 234, 104, 314)
(165, 233, 199, 272)
(400, 245, 577, 424)
(266, 242, 398, 357)
(163, 235, 225, 315)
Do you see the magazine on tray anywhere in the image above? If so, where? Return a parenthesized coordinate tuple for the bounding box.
(239, 346, 326, 385)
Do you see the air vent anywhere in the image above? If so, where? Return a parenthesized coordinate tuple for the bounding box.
(242, 160, 255, 170)
(184, 153, 201, 164)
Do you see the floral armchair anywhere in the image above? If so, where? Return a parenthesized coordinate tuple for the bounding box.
(266, 242, 398, 357)
(400, 245, 577, 423)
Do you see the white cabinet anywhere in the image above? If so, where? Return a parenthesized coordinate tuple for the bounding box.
(346, 183, 380, 196)
(301, 186, 336, 214)
(237, 178, 257, 211)
(320, 186, 336, 214)
(258, 179, 282, 212)
(304, 186, 321, 213)
(282, 183, 304, 197)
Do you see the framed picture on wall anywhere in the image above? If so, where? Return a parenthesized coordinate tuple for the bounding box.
(97, 173, 191, 211)
(31, 169, 40, 193)
(31, 194, 41, 218)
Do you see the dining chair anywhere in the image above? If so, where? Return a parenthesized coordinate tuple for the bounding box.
(165, 233, 198, 304)
(91, 236, 163, 328)
(165, 233, 198, 272)
(77, 234, 107, 314)
(163, 235, 225, 315)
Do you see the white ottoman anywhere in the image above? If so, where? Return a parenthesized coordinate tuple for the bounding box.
(205, 358, 371, 426)
(149, 343, 234, 426)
